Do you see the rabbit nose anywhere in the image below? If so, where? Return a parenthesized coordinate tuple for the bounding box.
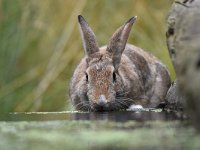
(98, 95, 107, 106)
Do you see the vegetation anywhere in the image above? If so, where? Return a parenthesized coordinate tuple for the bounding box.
(0, 0, 174, 113)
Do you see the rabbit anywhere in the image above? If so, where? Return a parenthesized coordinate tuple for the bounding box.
(69, 15, 171, 111)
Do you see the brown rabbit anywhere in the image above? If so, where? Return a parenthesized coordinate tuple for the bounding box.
(69, 15, 171, 111)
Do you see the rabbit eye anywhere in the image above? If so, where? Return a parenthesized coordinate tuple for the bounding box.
(113, 72, 116, 83)
(85, 73, 88, 82)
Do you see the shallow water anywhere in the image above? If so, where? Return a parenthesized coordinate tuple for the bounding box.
(2, 109, 185, 122)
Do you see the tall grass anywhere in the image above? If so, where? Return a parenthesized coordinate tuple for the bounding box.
(0, 0, 174, 113)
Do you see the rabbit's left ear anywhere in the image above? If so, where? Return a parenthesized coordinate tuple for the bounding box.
(107, 16, 137, 70)
(78, 15, 99, 57)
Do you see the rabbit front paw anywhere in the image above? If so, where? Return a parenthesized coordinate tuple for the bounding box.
(127, 104, 144, 112)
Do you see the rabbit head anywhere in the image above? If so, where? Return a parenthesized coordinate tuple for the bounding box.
(77, 15, 137, 111)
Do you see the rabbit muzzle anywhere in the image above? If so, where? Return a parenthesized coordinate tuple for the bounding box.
(91, 94, 110, 111)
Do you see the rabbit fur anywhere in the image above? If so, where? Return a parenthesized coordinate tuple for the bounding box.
(69, 15, 171, 111)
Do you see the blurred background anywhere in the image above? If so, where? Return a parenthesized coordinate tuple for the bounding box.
(0, 0, 174, 113)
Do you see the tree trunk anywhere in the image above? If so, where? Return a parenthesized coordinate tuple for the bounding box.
(166, 0, 200, 130)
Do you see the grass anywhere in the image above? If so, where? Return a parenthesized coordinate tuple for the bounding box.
(0, 0, 175, 113)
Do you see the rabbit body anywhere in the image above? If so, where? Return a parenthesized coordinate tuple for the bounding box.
(69, 16, 171, 111)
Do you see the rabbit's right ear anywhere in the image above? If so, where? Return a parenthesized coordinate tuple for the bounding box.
(107, 16, 137, 70)
(78, 15, 99, 57)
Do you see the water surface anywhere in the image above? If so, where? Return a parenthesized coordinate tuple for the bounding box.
(2, 109, 185, 122)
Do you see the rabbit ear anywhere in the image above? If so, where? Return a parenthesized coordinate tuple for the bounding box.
(107, 16, 137, 70)
(78, 15, 99, 57)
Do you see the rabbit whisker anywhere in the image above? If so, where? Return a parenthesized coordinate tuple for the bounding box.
(73, 101, 91, 111)
(116, 91, 129, 96)
(116, 97, 135, 103)
(115, 99, 130, 109)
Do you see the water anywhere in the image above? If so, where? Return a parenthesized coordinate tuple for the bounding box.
(2, 109, 186, 122)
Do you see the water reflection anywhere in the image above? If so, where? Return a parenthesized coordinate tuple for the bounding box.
(71, 111, 185, 122)
(1, 110, 186, 122)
